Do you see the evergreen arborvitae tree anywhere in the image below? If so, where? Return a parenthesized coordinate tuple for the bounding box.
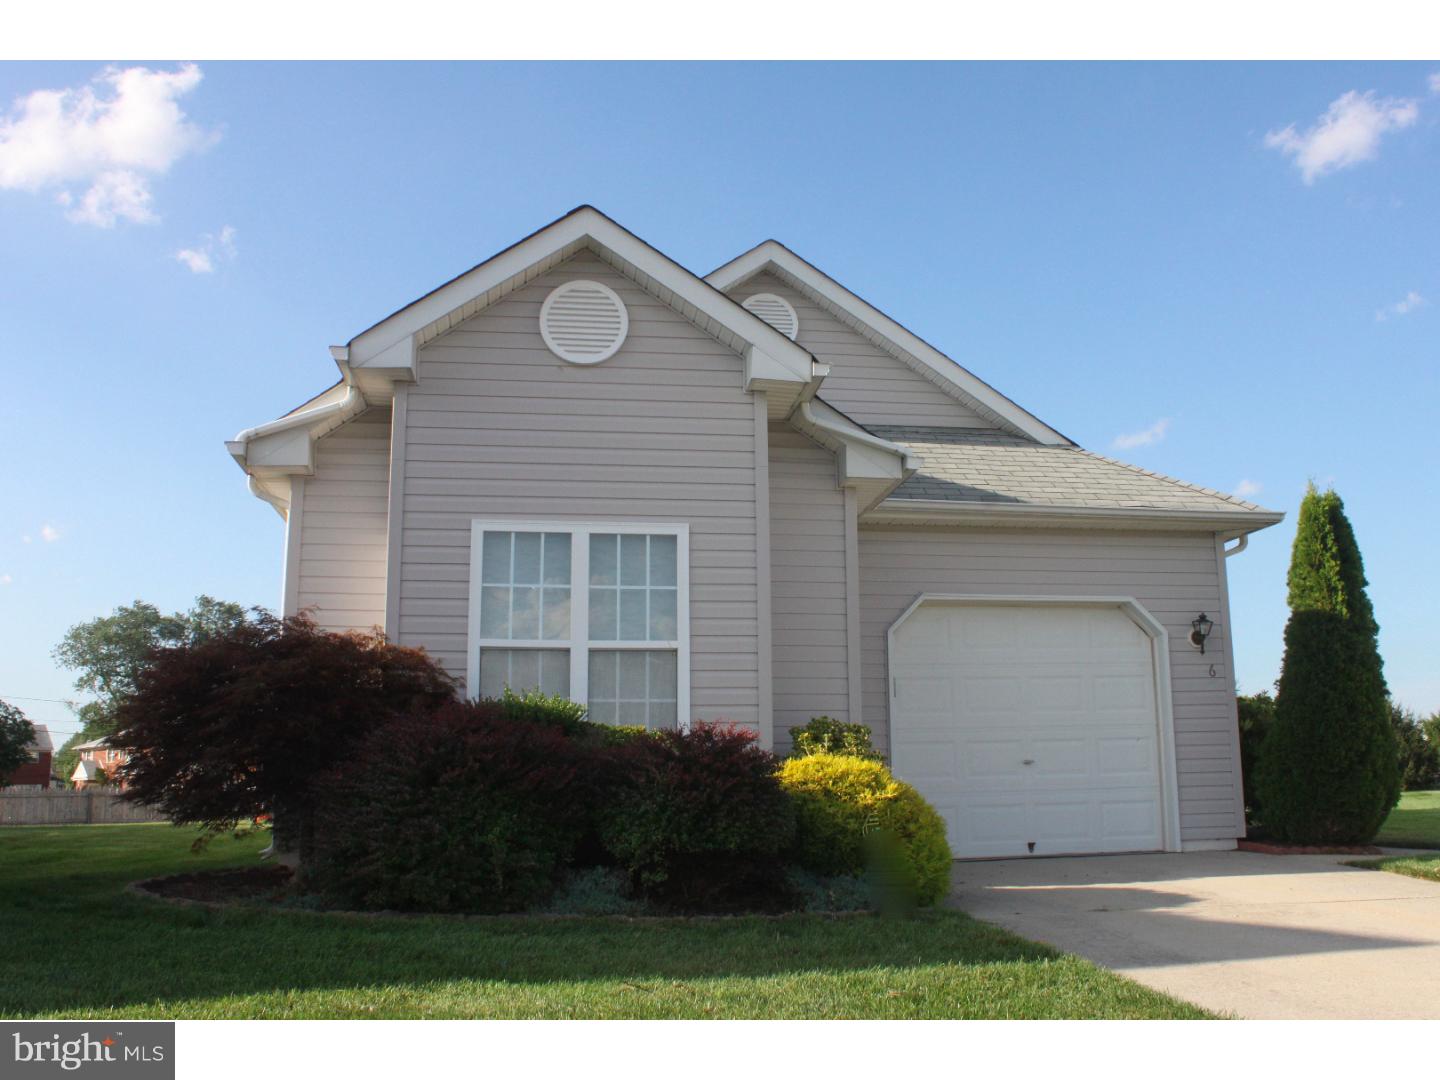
(1256, 484, 1399, 843)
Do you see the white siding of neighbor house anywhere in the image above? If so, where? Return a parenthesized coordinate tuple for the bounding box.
(769, 425, 852, 750)
(858, 527, 1244, 842)
(398, 251, 763, 733)
(727, 272, 998, 430)
(294, 408, 391, 633)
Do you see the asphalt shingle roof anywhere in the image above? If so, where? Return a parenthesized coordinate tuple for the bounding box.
(868, 426, 1275, 516)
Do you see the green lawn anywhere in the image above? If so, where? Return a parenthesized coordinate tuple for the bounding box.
(0, 824, 1208, 1020)
(1377, 790, 1440, 849)
(1347, 855, 1440, 883)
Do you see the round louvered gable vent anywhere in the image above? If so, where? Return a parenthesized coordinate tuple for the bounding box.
(539, 280, 629, 364)
(741, 292, 799, 340)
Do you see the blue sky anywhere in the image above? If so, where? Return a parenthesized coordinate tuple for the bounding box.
(2, 61, 1436, 744)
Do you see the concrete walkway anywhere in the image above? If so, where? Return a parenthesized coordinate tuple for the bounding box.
(952, 849, 1440, 1019)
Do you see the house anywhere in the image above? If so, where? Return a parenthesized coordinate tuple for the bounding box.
(226, 206, 1282, 860)
(6, 723, 54, 789)
(70, 738, 127, 790)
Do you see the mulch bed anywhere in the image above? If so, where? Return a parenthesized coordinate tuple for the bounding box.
(1238, 839, 1382, 856)
(133, 865, 295, 904)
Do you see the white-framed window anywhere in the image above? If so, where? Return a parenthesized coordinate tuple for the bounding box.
(467, 521, 690, 730)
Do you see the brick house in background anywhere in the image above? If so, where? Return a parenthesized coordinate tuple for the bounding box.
(6, 724, 54, 789)
(71, 738, 128, 790)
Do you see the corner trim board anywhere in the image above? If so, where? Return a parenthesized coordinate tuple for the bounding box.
(753, 394, 774, 749)
(384, 385, 409, 641)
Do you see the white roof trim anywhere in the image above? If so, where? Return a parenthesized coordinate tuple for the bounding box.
(864, 496, 1286, 537)
(706, 240, 1071, 446)
(348, 206, 814, 386)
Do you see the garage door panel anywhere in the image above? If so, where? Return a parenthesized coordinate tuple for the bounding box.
(1094, 734, 1157, 778)
(893, 673, 953, 715)
(961, 675, 1021, 714)
(1029, 737, 1091, 782)
(1098, 797, 1163, 847)
(962, 738, 1029, 786)
(1021, 674, 1087, 713)
(1093, 672, 1152, 712)
(1029, 797, 1096, 849)
(892, 739, 959, 783)
(891, 602, 1166, 860)
(961, 794, 1032, 856)
(959, 608, 1022, 649)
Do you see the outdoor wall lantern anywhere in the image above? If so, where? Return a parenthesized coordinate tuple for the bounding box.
(1188, 612, 1215, 653)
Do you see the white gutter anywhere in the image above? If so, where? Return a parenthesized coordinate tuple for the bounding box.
(796, 399, 921, 472)
(1223, 534, 1249, 557)
(228, 382, 364, 462)
(869, 497, 1285, 533)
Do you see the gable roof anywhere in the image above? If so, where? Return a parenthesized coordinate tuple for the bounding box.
(345, 205, 817, 388)
(706, 240, 1071, 446)
(26, 724, 52, 756)
(866, 427, 1284, 534)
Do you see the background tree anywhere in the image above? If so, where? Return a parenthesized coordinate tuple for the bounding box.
(0, 700, 38, 785)
(1235, 690, 1276, 828)
(51, 596, 249, 781)
(113, 612, 455, 859)
(1256, 484, 1399, 843)
(1390, 701, 1440, 791)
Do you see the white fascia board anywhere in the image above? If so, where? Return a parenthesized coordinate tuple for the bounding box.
(708, 241, 1071, 446)
(348, 207, 813, 384)
(865, 497, 1287, 534)
(243, 426, 315, 471)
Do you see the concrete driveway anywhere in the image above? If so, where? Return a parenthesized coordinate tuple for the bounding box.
(952, 849, 1440, 1019)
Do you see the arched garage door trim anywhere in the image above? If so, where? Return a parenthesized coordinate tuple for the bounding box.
(886, 593, 1182, 855)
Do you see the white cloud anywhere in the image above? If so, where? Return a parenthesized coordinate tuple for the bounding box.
(1429, 72, 1440, 95)
(40, 524, 59, 542)
(175, 223, 237, 274)
(1234, 479, 1263, 498)
(1265, 90, 1419, 184)
(175, 246, 212, 273)
(0, 63, 216, 227)
(1376, 290, 1426, 321)
(0, 574, 10, 586)
(1112, 418, 1171, 450)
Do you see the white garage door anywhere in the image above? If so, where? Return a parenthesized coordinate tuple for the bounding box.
(890, 602, 1165, 859)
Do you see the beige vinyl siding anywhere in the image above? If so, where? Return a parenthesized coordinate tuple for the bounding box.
(399, 251, 762, 731)
(728, 272, 997, 430)
(769, 425, 851, 749)
(295, 408, 391, 633)
(858, 527, 1243, 842)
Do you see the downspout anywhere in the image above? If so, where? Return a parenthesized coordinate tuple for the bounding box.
(1223, 534, 1249, 558)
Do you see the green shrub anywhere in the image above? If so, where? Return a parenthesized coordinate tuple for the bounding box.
(599, 723, 795, 912)
(310, 701, 600, 914)
(785, 868, 872, 913)
(1236, 691, 1275, 828)
(1257, 484, 1400, 844)
(777, 752, 951, 907)
(539, 867, 646, 916)
(496, 687, 590, 735)
(789, 716, 882, 761)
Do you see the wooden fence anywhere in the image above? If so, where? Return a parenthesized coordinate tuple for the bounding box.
(0, 789, 166, 826)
